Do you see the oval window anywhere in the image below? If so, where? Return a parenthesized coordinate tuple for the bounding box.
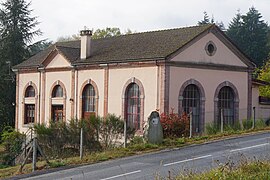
(205, 41, 216, 56)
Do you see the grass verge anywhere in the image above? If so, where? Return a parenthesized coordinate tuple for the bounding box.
(1, 127, 270, 179)
(172, 160, 270, 179)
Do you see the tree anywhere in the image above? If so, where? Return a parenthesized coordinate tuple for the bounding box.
(57, 34, 80, 42)
(28, 39, 52, 56)
(0, 0, 41, 131)
(258, 61, 270, 97)
(198, 11, 214, 25)
(227, 7, 269, 67)
(227, 11, 243, 46)
(0, 0, 41, 65)
(56, 27, 134, 42)
(92, 27, 121, 39)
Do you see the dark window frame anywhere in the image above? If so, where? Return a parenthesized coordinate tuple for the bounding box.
(125, 83, 141, 130)
(51, 105, 63, 122)
(25, 86, 35, 97)
(82, 84, 96, 119)
(218, 86, 235, 126)
(24, 104, 35, 124)
(52, 85, 63, 97)
(182, 84, 201, 133)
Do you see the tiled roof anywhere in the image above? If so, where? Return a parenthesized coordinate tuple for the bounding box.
(14, 24, 217, 69)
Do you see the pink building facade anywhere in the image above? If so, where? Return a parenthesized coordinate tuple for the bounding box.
(13, 24, 256, 134)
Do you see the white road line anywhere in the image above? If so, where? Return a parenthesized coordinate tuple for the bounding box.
(230, 143, 269, 152)
(163, 154, 212, 167)
(99, 170, 142, 180)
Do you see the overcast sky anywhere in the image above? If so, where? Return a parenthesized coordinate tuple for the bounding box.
(28, 0, 270, 42)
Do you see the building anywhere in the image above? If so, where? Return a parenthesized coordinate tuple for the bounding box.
(13, 24, 256, 134)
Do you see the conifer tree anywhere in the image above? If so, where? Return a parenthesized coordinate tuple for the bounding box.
(227, 7, 269, 67)
(0, 0, 41, 131)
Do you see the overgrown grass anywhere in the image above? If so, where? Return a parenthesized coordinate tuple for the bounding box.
(171, 161, 270, 179)
(206, 118, 268, 136)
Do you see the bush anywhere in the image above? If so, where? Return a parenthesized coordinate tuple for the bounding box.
(99, 114, 125, 149)
(35, 116, 101, 158)
(0, 126, 24, 166)
(130, 136, 144, 145)
(34, 114, 133, 158)
(160, 109, 189, 138)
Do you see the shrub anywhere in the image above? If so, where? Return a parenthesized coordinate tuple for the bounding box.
(34, 116, 101, 158)
(34, 114, 134, 158)
(0, 126, 24, 166)
(160, 109, 189, 138)
(99, 114, 124, 149)
(79, 116, 102, 151)
(130, 136, 144, 145)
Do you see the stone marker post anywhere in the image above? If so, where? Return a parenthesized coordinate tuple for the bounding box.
(147, 111, 163, 144)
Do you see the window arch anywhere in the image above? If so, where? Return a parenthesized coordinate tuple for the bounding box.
(25, 86, 35, 97)
(214, 81, 239, 127)
(52, 85, 63, 97)
(178, 79, 205, 133)
(82, 84, 96, 118)
(122, 78, 145, 132)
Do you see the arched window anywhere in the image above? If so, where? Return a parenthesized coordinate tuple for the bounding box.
(125, 83, 141, 130)
(25, 86, 35, 97)
(24, 84, 36, 124)
(182, 84, 201, 133)
(82, 84, 96, 118)
(51, 84, 65, 122)
(52, 85, 63, 97)
(218, 86, 235, 125)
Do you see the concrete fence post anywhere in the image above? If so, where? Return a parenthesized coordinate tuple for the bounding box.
(221, 109, 224, 133)
(80, 128, 83, 160)
(252, 107, 256, 129)
(189, 111, 193, 138)
(32, 137, 37, 172)
(124, 120, 127, 148)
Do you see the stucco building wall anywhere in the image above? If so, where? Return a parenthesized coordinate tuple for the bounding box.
(77, 69, 104, 118)
(108, 66, 158, 123)
(169, 67, 248, 124)
(17, 72, 40, 132)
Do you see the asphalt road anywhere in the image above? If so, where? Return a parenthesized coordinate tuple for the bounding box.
(14, 132, 270, 180)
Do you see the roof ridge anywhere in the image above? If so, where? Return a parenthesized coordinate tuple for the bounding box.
(93, 24, 214, 40)
(58, 24, 215, 43)
(56, 44, 79, 49)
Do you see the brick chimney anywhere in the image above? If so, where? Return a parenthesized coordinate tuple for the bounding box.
(80, 30, 92, 59)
